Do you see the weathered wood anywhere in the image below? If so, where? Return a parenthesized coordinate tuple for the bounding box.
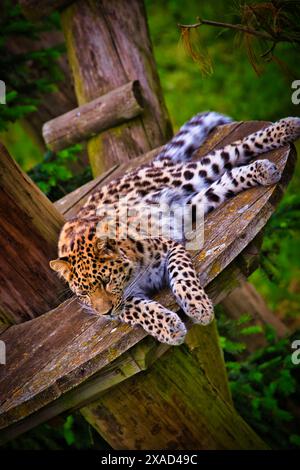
(61, 0, 172, 176)
(221, 281, 289, 352)
(0, 144, 65, 325)
(0, 244, 260, 444)
(81, 345, 268, 450)
(77, 121, 296, 449)
(19, 0, 74, 21)
(0, 122, 295, 445)
(43, 81, 144, 152)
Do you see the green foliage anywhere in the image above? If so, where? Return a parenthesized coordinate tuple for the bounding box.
(217, 310, 300, 449)
(28, 145, 92, 201)
(0, 0, 64, 131)
(226, 332, 300, 449)
(217, 307, 263, 357)
(145, 0, 299, 130)
(4, 413, 110, 450)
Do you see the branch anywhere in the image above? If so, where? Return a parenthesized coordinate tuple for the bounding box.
(178, 17, 276, 42)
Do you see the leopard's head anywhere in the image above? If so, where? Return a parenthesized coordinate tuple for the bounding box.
(50, 236, 134, 315)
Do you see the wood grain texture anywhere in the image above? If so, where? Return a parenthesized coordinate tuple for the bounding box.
(43, 81, 144, 151)
(0, 144, 65, 325)
(19, 0, 74, 21)
(61, 0, 172, 175)
(81, 345, 268, 450)
(0, 241, 260, 443)
(0, 121, 295, 444)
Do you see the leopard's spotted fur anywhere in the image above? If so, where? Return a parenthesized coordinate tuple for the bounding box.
(50, 112, 300, 345)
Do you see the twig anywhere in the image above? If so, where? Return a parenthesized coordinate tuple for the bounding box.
(178, 17, 275, 42)
(261, 42, 276, 59)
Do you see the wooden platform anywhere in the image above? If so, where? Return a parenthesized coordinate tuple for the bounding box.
(0, 121, 296, 444)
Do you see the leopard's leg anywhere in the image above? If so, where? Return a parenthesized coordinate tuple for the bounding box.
(166, 241, 214, 325)
(189, 159, 282, 215)
(119, 296, 187, 345)
(153, 111, 232, 166)
(175, 117, 300, 192)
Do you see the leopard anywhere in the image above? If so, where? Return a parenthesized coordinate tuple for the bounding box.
(50, 111, 300, 346)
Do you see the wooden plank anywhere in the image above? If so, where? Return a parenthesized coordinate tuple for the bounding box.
(0, 144, 65, 325)
(43, 81, 144, 152)
(0, 241, 261, 443)
(61, 0, 172, 175)
(0, 121, 295, 439)
(81, 344, 268, 450)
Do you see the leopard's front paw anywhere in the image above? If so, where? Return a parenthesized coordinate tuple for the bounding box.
(162, 315, 187, 346)
(254, 159, 282, 186)
(187, 294, 214, 325)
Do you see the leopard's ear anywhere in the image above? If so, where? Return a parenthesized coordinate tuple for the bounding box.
(94, 237, 118, 255)
(49, 258, 71, 280)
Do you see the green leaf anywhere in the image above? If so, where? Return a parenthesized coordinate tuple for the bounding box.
(248, 370, 263, 383)
(276, 369, 296, 396)
(240, 325, 263, 336)
(290, 434, 300, 447)
(63, 415, 75, 446)
(273, 408, 293, 422)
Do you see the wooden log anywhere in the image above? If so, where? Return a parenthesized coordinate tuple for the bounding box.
(19, 0, 74, 21)
(81, 345, 268, 450)
(0, 144, 65, 325)
(0, 122, 295, 445)
(43, 81, 144, 152)
(61, 0, 172, 176)
(77, 121, 296, 448)
(0, 244, 261, 443)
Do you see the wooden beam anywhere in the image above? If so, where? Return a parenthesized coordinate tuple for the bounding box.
(19, 0, 74, 21)
(76, 121, 296, 449)
(61, 0, 172, 176)
(81, 344, 268, 450)
(43, 81, 144, 152)
(0, 244, 261, 444)
(0, 144, 65, 325)
(0, 122, 295, 445)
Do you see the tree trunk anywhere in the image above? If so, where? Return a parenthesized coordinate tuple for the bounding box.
(61, 0, 172, 176)
(0, 144, 64, 325)
(81, 337, 268, 450)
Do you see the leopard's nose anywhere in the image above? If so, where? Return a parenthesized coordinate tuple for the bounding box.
(103, 306, 113, 316)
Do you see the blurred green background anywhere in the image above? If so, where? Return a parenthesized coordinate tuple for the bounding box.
(1, 0, 300, 450)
